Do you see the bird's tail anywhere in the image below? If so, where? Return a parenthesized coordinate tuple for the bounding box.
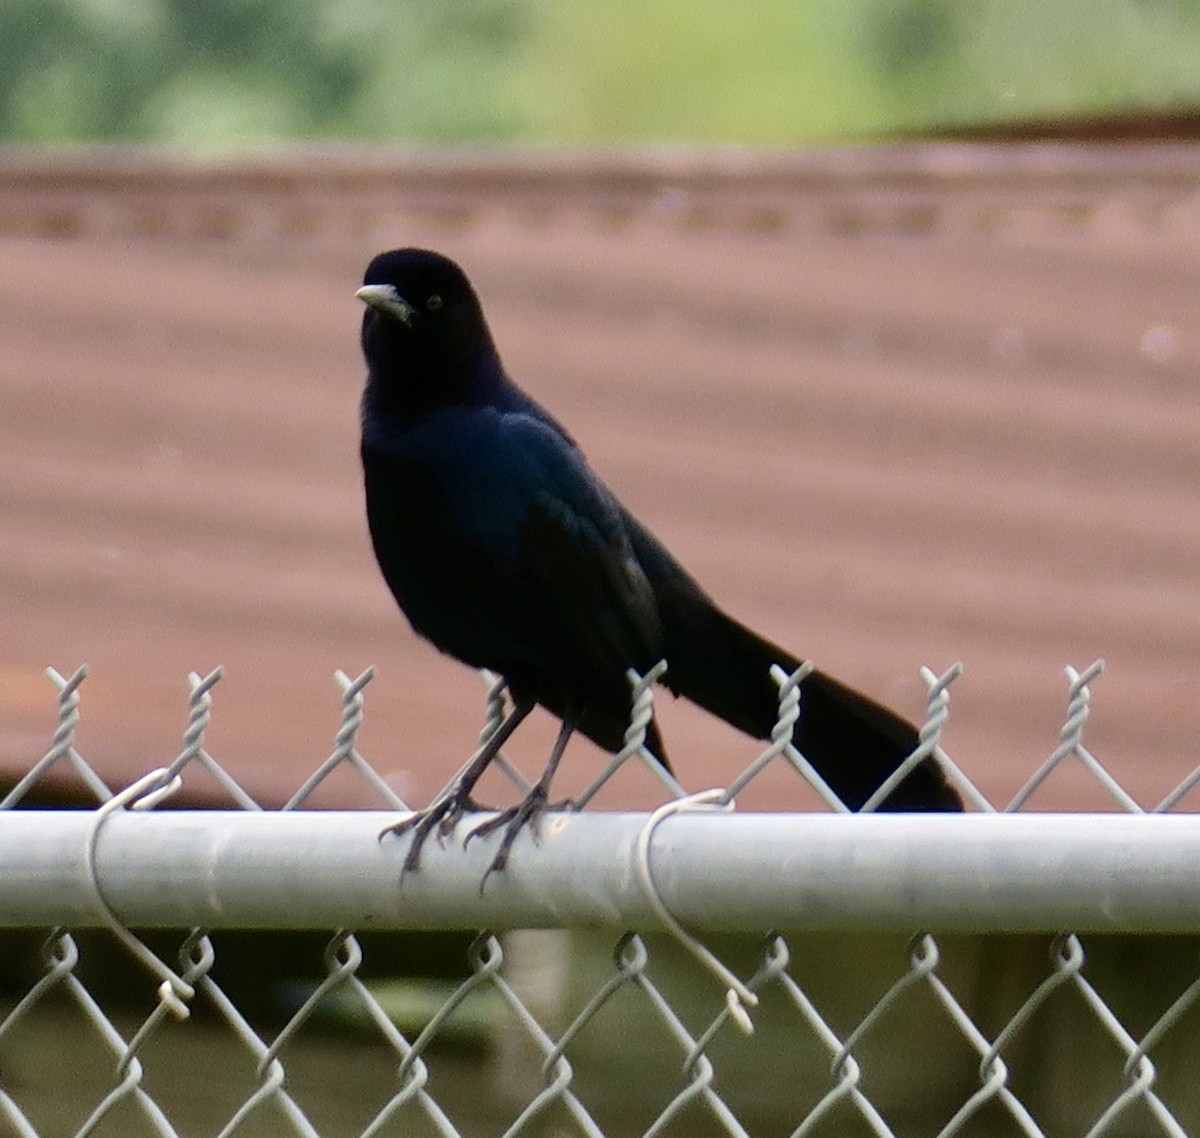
(652, 575, 961, 811)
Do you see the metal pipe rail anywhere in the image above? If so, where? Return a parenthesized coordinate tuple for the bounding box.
(1, 811, 1198, 933)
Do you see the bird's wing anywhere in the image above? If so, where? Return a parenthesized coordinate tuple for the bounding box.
(510, 416, 663, 682)
(616, 505, 782, 723)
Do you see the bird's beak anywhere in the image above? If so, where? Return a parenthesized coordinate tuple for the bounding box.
(355, 284, 417, 327)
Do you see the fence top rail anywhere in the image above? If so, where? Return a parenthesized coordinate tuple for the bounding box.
(2, 809, 1197, 934)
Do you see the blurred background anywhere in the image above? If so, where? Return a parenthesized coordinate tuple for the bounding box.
(2, 0, 1199, 811)
(7, 0, 1200, 146)
(4, 3, 1200, 1136)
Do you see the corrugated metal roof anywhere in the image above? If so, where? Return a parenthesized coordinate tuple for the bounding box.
(1, 145, 1198, 810)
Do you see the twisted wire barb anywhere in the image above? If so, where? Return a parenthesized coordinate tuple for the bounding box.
(285, 667, 405, 809)
(573, 660, 682, 810)
(777, 662, 858, 810)
(720, 662, 820, 804)
(862, 662, 967, 812)
(160, 668, 261, 808)
(1, 666, 111, 808)
(1006, 661, 1139, 812)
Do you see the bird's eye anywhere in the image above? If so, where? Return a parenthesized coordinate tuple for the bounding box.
(426, 294, 443, 312)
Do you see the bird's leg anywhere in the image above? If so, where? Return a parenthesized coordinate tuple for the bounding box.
(381, 700, 535, 873)
(467, 716, 575, 882)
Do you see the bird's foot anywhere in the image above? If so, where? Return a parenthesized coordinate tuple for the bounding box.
(466, 787, 571, 883)
(380, 790, 490, 874)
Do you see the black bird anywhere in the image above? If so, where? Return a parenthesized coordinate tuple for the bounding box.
(358, 248, 961, 872)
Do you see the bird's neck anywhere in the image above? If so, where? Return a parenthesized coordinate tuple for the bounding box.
(363, 328, 510, 423)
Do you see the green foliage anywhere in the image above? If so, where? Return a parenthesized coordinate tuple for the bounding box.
(872, 0, 1200, 129)
(4, 0, 1200, 145)
(0, 0, 526, 144)
(511, 1, 892, 141)
(333, 1, 527, 142)
(511, 0, 1200, 140)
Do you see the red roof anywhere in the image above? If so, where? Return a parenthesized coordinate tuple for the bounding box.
(2, 146, 1198, 811)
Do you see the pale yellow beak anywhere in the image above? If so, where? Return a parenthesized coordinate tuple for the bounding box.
(356, 284, 417, 326)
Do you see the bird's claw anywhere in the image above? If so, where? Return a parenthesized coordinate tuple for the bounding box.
(380, 792, 490, 874)
(467, 790, 571, 883)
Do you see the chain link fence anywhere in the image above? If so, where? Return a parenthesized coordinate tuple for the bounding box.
(3, 660, 1200, 1137)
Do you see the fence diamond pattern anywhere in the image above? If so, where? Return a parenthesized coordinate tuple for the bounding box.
(2, 659, 1200, 1138)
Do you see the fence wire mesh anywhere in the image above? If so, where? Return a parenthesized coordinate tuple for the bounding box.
(3, 660, 1200, 1138)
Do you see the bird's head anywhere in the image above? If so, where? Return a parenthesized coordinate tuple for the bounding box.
(357, 248, 503, 413)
